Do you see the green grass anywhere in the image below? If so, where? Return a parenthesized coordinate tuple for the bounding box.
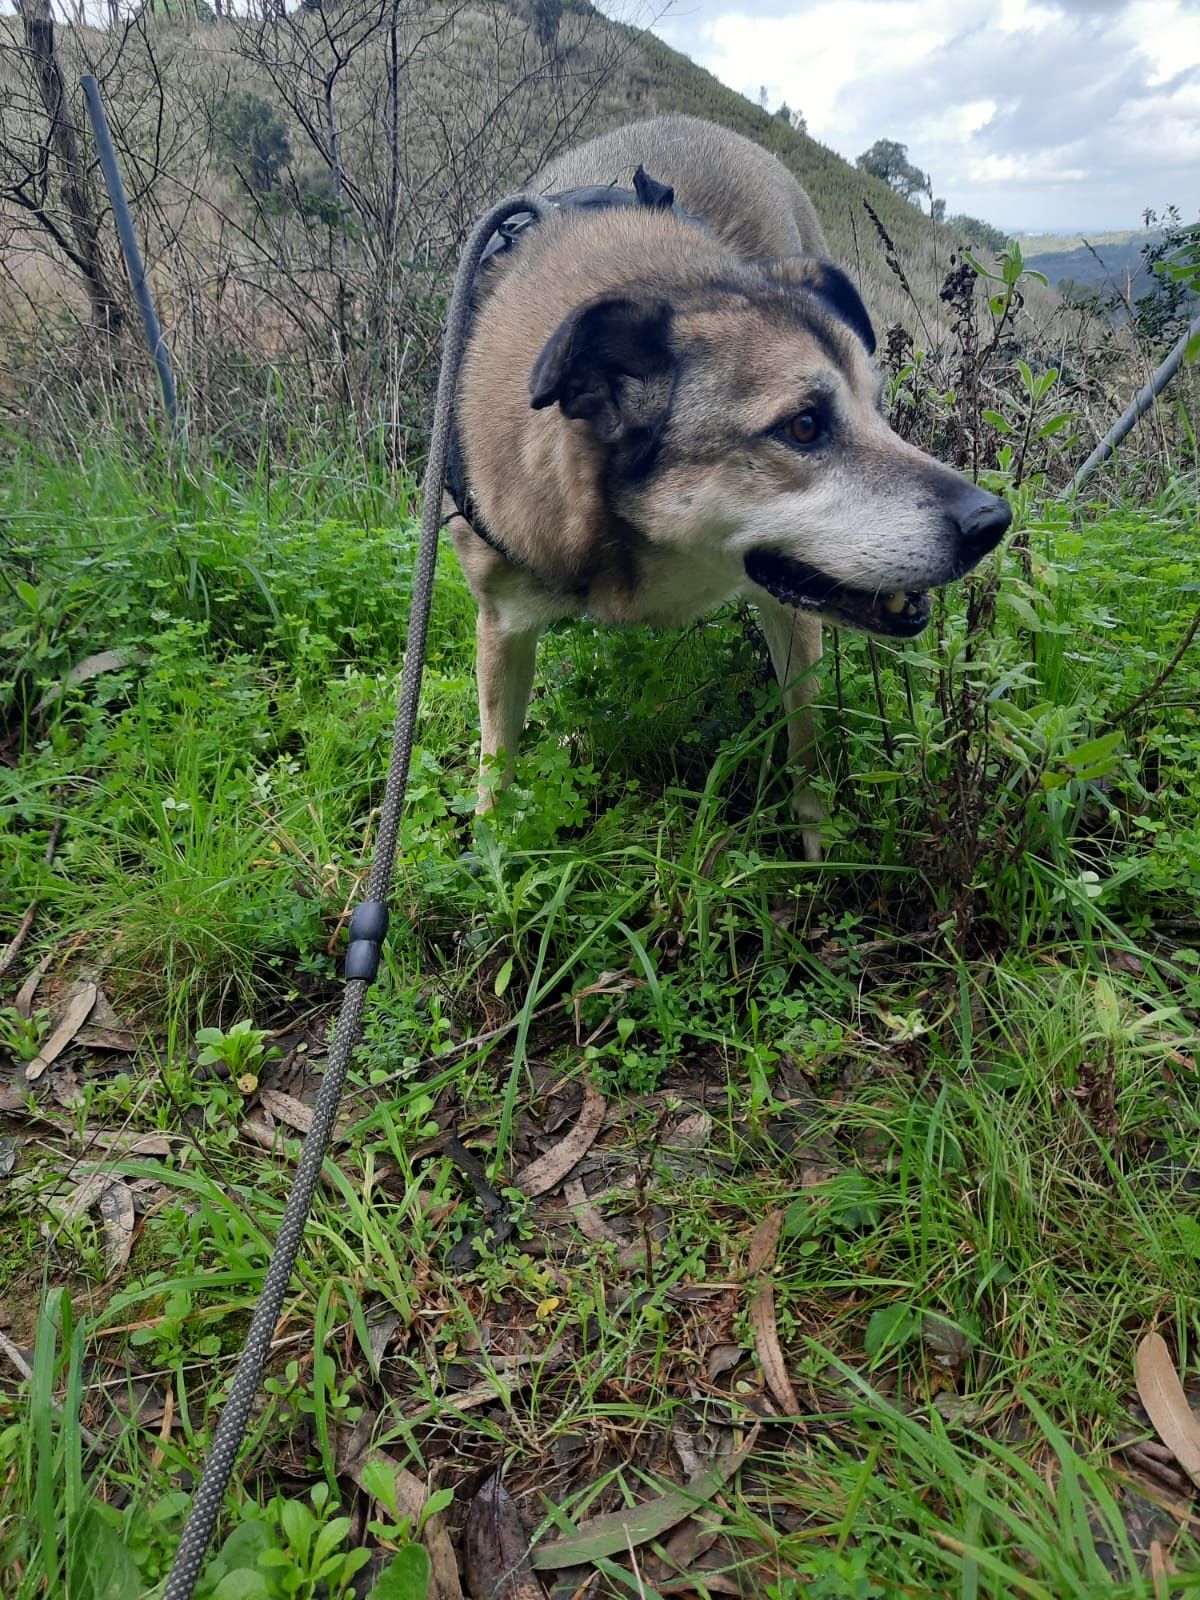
(2, 440, 1200, 1597)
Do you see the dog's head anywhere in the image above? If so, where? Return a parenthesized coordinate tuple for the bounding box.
(529, 257, 1010, 636)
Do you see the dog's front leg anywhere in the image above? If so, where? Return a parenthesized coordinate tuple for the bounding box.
(475, 610, 542, 813)
(754, 594, 824, 863)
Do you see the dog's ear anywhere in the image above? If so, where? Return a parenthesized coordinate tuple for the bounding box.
(808, 263, 876, 356)
(529, 296, 675, 442)
(633, 164, 676, 211)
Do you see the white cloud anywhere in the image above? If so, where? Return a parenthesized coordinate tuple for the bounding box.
(967, 150, 1092, 185)
(1120, 0, 1200, 81)
(1109, 75, 1200, 163)
(611, 0, 1200, 230)
(659, 1, 960, 132)
(994, 0, 1060, 32)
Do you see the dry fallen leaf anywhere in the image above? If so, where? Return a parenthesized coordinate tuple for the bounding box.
(14, 949, 55, 1021)
(338, 1417, 464, 1600)
(403, 1346, 564, 1427)
(259, 1088, 314, 1134)
(746, 1211, 781, 1277)
(563, 1176, 644, 1268)
(530, 1428, 759, 1571)
(12, 947, 53, 1011)
(423, 1507, 468, 1600)
(76, 989, 137, 1053)
(34, 648, 142, 714)
(664, 1111, 713, 1150)
(671, 1426, 715, 1482)
(564, 1177, 621, 1245)
(1150, 1539, 1177, 1599)
(657, 1428, 727, 1576)
(239, 1117, 280, 1153)
(706, 1343, 744, 1383)
(79, 1130, 180, 1159)
(516, 1083, 606, 1197)
(404, 1371, 516, 1425)
(1135, 1332, 1200, 1490)
(49, 1169, 112, 1229)
(49, 1062, 84, 1109)
(25, 982, 97, 1083)
(464, 1471, 549, 1600)
(44, 1168, 136, 1274)
(923, 1313, 973, 1372)
(746, 1213, 799, 1416)
(657, 1503, 723, 1579)
(365, 1306, 400, 1379)
(98, 1179, 137, 1276)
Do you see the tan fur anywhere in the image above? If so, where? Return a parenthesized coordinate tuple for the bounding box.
(535, 115, 829, 260)
(449, 117, 1009, 861)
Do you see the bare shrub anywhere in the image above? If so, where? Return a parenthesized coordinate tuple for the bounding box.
(0, 0, 632, 458)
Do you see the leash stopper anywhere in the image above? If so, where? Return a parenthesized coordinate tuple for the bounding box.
(345, 899, 389, 982)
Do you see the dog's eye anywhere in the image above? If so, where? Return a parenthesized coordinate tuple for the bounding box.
(789, 410, 820, 446)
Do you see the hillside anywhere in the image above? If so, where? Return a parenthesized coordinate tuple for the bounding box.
(0, 0, 1061, 448)
(1018, 228, 1161, 298)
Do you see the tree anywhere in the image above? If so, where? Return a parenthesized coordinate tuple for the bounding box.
(135, 0, 216, 20)
(218, 0, 629, 448)
(946, 213, 1010, 254)
(930, 196, 946, 224)
(216, 92, 292, 193)
(775, 102, 806, 135)
(1058, 277, 1102, 310)
(532, 0, 562, 49)
(1133, 208, 1200, 355)
(5, 0, 125, 332)
(855, 138, 929, 203)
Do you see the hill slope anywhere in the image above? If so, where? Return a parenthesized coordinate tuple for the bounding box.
(1017, 230, 1159, 297)
(0, 0, 1058, 445)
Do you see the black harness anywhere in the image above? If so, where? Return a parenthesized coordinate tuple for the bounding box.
(444, 165, 704, 571)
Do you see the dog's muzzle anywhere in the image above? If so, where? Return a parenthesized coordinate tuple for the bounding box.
(745, 486, 1012, 639)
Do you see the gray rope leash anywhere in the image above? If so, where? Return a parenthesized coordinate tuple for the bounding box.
(161, 191, 552, 1600)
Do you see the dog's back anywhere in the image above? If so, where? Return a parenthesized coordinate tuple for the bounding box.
(533, 115, 829, 264)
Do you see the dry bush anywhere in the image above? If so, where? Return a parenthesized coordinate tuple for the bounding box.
(0, 0, 1175, 480)
(0, 0, 632, 454)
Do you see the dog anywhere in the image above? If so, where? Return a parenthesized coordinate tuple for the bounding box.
(445, 115, 1010, 859)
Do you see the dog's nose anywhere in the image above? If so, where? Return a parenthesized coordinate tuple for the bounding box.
(950, 489, 1011, 557)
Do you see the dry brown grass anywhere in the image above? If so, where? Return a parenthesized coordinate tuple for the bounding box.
(0, 0, 1118, 466)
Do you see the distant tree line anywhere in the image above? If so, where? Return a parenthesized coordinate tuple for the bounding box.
(854, 137, 1012, 255)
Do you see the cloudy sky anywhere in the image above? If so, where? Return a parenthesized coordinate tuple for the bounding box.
(605, 0, 1200, 232)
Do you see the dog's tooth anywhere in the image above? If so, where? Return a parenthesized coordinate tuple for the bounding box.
(883, 591, 906, 614)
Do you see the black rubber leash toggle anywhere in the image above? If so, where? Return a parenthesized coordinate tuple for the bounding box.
(344, 899, 389, 982)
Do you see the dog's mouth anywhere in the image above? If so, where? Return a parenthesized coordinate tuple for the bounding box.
(744, 550, 932, 638)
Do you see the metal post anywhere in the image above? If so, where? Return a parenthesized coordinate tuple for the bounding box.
(1069, 309, 1200, 497)
(79, 73, 179, 430)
